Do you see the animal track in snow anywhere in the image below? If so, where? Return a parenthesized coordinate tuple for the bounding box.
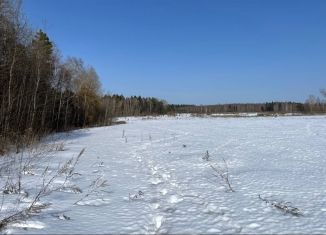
(168, 195, 183, 204)
(153, 215, 164, 230)
(160, 188, 168, 195)
(247, 223, 261, 229)
(150, 178, 163, 185)
(150, 203, 160, 209)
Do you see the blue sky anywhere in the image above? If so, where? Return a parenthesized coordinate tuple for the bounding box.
(23, 0, 326, 104)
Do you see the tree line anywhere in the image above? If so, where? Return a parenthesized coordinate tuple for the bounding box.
(169, 92, 326, 115)
(100, 95, 168, 124)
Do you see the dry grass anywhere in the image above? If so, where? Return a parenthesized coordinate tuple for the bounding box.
(259, 195, 303, 216)
(0, 146, 105, 231)
(204, 151, 234, 192)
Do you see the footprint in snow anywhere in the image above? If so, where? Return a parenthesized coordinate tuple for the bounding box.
(163, 206, 177, 213)
(207, 228, 221, 233)
(247, 223, 260, 229)
(153, 215, 165, 231)
(168, 195, 183, 204)
(203, 203, 223, 215)
(150, 203, 160, 209)
(161, 173, 170, 180)
(150, 178, 163, 185)
(160, 188, 168, 195)
(150, 166, 160, 175)
(151, 168, 158, 175)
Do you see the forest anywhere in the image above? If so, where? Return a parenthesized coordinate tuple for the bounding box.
(0, 0, 169, 151)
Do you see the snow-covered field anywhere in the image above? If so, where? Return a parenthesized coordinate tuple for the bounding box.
(2, 115, 326, 234)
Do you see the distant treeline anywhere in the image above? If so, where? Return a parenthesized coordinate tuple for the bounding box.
(168, 100, 326, 114)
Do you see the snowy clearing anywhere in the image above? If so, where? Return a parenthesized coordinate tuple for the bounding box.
(2, 115, 326, 234)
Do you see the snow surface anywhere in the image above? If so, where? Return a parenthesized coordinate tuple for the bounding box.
(3, 115, 326, 234)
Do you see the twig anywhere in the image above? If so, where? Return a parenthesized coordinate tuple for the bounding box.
(209, 157, 234, 192)
(74, 176, 108, 205)
(258, 195, 303, 216)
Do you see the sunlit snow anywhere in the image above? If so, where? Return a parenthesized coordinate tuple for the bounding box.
(3, 115, 326, 234)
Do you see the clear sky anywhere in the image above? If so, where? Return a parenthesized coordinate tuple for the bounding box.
(22, 0, 326, 105)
